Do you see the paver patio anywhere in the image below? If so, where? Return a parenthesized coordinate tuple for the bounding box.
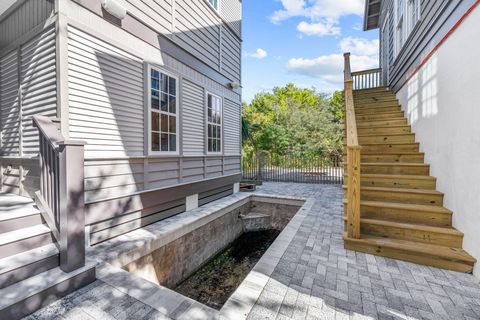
(26, 183, 480, 319)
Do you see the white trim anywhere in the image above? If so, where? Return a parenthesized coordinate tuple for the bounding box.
(205, 91, 223, 155)
(147, 64, 180, 156)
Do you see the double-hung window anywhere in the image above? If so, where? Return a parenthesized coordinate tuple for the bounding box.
(395, 0, 404, 57)
(207, 93, 222, 153)
(207, 0, 219, 11)
(406, 0, 420, 35)
(149, 67, 178, 154)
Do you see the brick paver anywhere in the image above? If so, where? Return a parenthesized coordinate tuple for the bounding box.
(27, 183, 480, 320)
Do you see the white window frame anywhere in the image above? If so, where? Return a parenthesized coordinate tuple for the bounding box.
(207, 0, 219, 12)
(147, 65, 180, 156)
(205, 92, 223, 155)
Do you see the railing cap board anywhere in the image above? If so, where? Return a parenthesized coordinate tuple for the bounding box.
(33, 115, 87, 149)
(351, 68, 382, 76)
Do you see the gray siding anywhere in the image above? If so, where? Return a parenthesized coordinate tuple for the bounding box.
(67, 26, 145, 158)
(174, 0, 221, 70)
(380, 0, 477, 92)
(0, 0, 55, 49)
(20, 26, 57, 156)
(221, 25, 241, 83)
(124, 0, 172, 35)
(223, 98, 240, 156)
(220, 0, 241, 37)
(182, 79, 205, 156)
(0, 50, 19, 156)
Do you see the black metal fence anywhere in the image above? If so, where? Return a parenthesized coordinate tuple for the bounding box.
(242, 153, 343, 184)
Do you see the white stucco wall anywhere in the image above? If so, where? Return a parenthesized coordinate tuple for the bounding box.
(396, 6, 480, 278)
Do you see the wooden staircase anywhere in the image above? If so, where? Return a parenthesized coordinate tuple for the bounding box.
(343, 87, 476, 272)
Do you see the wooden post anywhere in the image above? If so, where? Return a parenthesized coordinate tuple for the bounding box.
(58, 140, 86, 272)
(346, 146, 361, 238)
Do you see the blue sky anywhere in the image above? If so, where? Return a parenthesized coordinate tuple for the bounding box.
(241, 0, 380, 102)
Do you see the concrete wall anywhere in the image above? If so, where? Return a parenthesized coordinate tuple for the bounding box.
(123, 197, 302, 288)
(396, 6, 480, 278)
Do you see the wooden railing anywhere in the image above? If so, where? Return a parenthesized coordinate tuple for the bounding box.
(352, 68, 383, 90)
(33, 115, 87, 272)
(343, 53, 361, 239)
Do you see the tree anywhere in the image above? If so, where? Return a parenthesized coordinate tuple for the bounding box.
(242, 84, 344, 160)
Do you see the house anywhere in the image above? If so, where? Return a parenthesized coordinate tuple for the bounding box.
(0, 0, 242, 317)
(343, 0, 480, 278)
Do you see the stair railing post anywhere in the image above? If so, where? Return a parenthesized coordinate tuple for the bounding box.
(58, 140, 86, 272)
(344, 53, 361, 239)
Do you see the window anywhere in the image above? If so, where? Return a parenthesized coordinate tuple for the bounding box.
(394, 0, 420, 57)
(149, 67, 178, 153)
(207, 93, 222, 153)
(207, 0, 219, 11)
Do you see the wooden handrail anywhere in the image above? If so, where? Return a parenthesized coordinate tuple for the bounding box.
(32, 115, 87, 273)
(351, 68, 382, 76)
(343, 53, 361, 239)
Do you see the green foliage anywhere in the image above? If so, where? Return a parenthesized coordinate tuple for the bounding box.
(242, 84, 344, 159)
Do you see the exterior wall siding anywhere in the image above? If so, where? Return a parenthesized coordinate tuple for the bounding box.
(221, 25, 241, 83)
(380, 0, 477, 92)
(0, 49, 20, 156)
(64, 16, 241, 204)
(223, 98, 241, 156)
(182, 79, 205, 155)
(0, 25, 57, 197)
(220, 0, 241, 37)
(0, 0, 55, 49)
(67, 26, 145, 158)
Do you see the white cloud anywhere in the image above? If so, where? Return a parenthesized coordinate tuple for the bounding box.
(340, 37, 379, 57)
(244, 48, 268, 59)
(297, 21, 340, 37)
(270, 0, 364, 24)
(286, 54, 378, 84)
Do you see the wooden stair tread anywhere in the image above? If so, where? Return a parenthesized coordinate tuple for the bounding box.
(343, 233, 476, 263)
(358, 133, 413, 138)
(347, 174, 435, 180)
(358, 186, 443, 196)
(343, 198, 451, 214)
(360, 163, 427, 167)
(359, 218, 462, 236)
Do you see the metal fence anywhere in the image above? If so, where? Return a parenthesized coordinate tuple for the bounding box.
(242, 153, 343, 184)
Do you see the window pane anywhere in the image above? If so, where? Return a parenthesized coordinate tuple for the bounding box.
(216, 126, 221, 139)
(208, 139, 212, 152)
(208, 124, 213, 139)
(151, 96, 159, 110)
(151, 69, 159, 79)
(151, 78, 159, 90)
(169, 77, 176, 96)
(151, 112, 159, 131)
(160, 73, 168, 93)
(161, 93, 168, 112)
(161, 114, 168, 132)
(151, 132, 159, 151)
(169, 134, 176, 151)
(169, 116, 176, 133)
(161, 134, 168, 151)
(169, 95, 176, 114)
(208, 107, 212, 123)
(212, 139, 217, 152)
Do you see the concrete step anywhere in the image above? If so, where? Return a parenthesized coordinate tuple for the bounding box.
(0, 225, 54, 259)
(0, 244, 59, 289)
(0, 261, 96, 319)
(240, 212, 272, 232)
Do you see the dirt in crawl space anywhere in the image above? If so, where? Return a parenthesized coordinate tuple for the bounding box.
(174, 229, 280, 310)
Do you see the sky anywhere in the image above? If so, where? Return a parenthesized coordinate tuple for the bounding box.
(241, 0, 380, 102)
